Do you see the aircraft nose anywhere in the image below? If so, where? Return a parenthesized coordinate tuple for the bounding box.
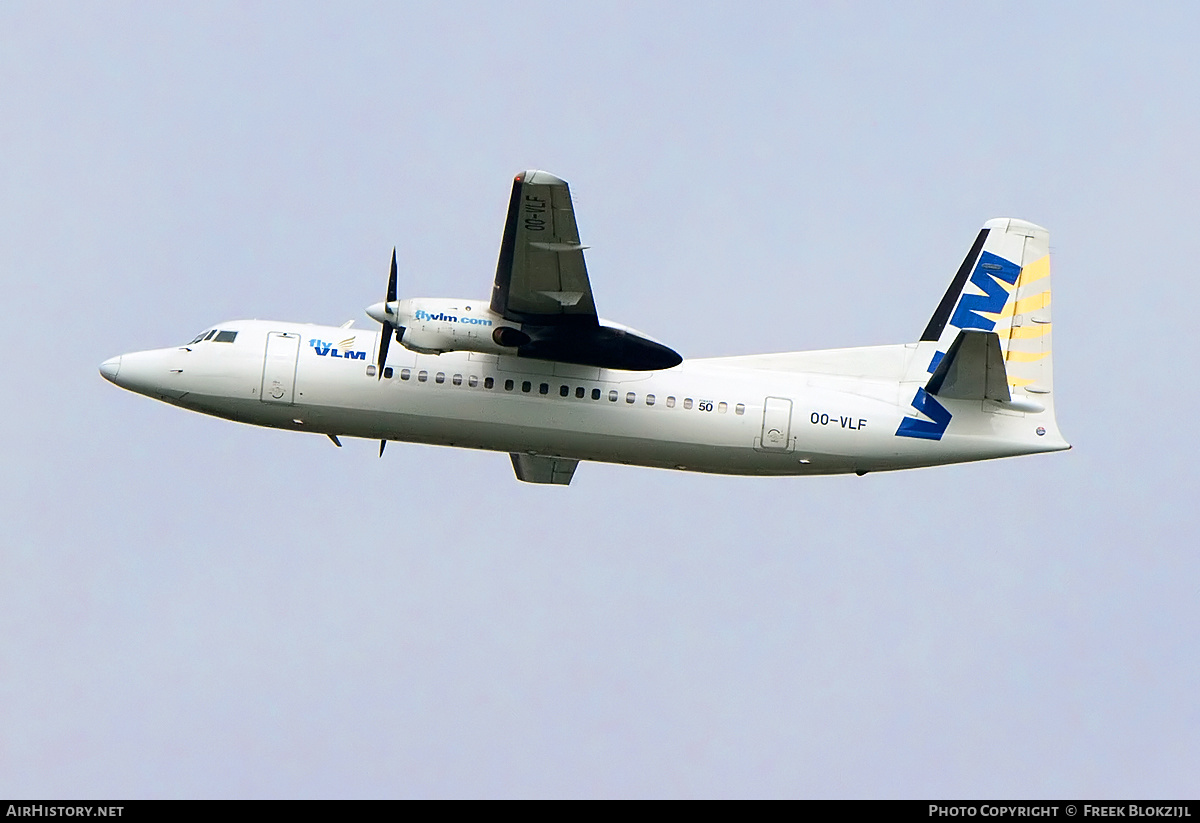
(99, 356, 121, 383)
(99, 348, 189, 399)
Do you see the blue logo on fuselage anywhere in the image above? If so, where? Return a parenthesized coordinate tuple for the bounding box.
(895, 388, 952, 440)
(308, 339, 367, 360)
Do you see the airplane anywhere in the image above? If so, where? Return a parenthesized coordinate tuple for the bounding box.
(100, 170, 1069, 485)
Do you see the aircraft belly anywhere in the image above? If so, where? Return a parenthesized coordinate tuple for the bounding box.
(304, 398, 774, 474)
(286, 381, 888, 475)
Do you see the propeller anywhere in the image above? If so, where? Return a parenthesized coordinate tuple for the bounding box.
(366, 248, 402, 458)
(374, 248, 399, 380)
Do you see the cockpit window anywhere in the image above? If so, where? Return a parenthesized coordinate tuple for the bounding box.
(187, 329, 237, 345)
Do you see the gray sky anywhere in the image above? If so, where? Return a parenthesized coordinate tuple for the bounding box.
(2, 1, 1197, 798)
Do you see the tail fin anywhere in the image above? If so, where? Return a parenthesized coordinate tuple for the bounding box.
(916, 218, 1055, 398)
(899, 219, 1066, 448)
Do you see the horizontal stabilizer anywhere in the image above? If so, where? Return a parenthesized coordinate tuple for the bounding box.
(510, 453, 579, 485)
(925, 330, 1011, 402)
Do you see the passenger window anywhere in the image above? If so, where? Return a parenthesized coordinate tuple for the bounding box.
(626, 392, 635, 404)
(453, 374, 463, 386)
(384, 367, 393, 379)
(735, 403, 745, 415)
(608, 390, 618, 402)
(559, 385, 569, 397)
(718, 401, 727, 413)
(484, 376, 494, 389)
(666, 396, 676, 408)
(435, 372, 446, 384)
(366, 365, 377, 377)
(576, 387, 585, 399)
(418, 370, 428, 383)
(401, 368, 411, 380)
(213, 331, 237, 343)
(591, 388, 601, 400)
(539, 383, 549, 395)
(468, 375, 478, 388)
(683, 398, 693, 410)
(504, 379, 514, 391)
(646, 394, 655, 406)
(522, 381, 532, 393)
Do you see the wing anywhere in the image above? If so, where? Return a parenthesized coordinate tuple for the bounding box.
(488, 170, 682, 371)
(490, 170, 598, 326)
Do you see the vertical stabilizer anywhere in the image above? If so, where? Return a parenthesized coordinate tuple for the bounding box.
(915, 218, 1054, 399)
(899, 219, 1065, 448)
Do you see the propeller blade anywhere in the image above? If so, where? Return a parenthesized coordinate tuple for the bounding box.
(376, 322, 391, 378)
(375, 247, 398, 379)
(387, 247, 397, 303)
(379, 439, 387, 457)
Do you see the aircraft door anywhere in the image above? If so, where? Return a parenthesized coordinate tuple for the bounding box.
(760, 397, 794, 452)
(261, 332, 300, 404)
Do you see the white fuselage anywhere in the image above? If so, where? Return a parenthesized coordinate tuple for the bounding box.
(102, 318, 1067, 476)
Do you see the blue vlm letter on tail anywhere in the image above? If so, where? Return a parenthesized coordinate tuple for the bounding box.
(949, 251, 1021, 332)
(896, 387, 952, 441)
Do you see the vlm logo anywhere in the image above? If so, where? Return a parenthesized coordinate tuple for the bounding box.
(309, 337, 367, 361)
(948, 251, 1021, 332)
(895, 250, 1021, 441)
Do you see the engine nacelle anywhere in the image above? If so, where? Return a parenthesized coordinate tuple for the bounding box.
(387, 298, 526, 356)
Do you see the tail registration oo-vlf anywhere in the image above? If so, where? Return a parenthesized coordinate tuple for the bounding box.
(100, 171, 1069, 484)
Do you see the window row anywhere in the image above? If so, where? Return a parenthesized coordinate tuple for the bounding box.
(364, 364, 745, 415)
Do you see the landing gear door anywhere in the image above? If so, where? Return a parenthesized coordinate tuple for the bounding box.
(261, 332, 300, 404)
(759, 397, 794, 453)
